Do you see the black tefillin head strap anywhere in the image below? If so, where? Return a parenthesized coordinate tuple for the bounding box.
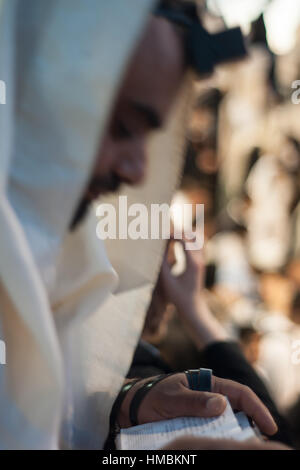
(154, 1, 247, 77)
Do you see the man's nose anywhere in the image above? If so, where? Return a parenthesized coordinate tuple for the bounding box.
(115, 139, 147, 186)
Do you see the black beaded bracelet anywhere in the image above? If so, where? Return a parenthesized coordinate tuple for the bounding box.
(129, 373, 174, 426)
(104, 378, 141, 450)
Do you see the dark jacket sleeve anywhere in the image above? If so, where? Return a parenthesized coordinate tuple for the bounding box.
(201, 341, 294, 446)
(127, 341, 172, 379)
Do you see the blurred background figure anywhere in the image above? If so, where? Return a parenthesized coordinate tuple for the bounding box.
(133, 0, 300, 448)
(238, 326, 262, 367)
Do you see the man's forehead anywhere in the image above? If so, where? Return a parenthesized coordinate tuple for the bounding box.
(131, 17, 184, 78)
(118, 17, 185, 125)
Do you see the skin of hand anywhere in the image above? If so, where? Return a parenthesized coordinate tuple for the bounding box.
(162, 436, 291, 450)
(142, 277, 172, 343)
(118, 373, 278, 438)
(160, 238, 206, 312)
(160, 239, 228, 349)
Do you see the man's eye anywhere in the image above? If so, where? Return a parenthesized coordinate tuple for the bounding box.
(115, 121, 133, 140)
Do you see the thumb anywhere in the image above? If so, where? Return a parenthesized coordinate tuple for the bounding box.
(173, 388, 227, 418)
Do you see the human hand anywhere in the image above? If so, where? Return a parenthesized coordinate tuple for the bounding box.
(159, 239, 227, 349)
(160, 238, 205, 313)
(118, 373, 277, 437)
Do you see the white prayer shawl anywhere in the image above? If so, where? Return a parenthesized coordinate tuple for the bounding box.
(0, 0, 189, 449)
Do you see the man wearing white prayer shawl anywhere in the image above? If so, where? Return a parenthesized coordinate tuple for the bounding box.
(0, 0, 283, 450)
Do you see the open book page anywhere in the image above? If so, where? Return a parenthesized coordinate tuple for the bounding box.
(116, 398, 256, 450)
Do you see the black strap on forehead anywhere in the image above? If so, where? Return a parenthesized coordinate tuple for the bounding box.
(154, 1, 247, 77)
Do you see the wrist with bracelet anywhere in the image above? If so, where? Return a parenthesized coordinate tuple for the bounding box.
(103, 378, 140, 450)
(104, 375, 172, 449)
(104, 368, 213, 450)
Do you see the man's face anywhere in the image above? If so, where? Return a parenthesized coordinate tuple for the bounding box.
(71, 17, 185, 229)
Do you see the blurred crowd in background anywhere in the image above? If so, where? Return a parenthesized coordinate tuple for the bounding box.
(143, 1, 300, 447)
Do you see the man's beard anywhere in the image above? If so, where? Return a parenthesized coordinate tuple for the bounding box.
(69, 174, 122, 231)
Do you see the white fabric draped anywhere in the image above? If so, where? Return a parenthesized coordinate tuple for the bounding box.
(0, 0, 189, 449)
